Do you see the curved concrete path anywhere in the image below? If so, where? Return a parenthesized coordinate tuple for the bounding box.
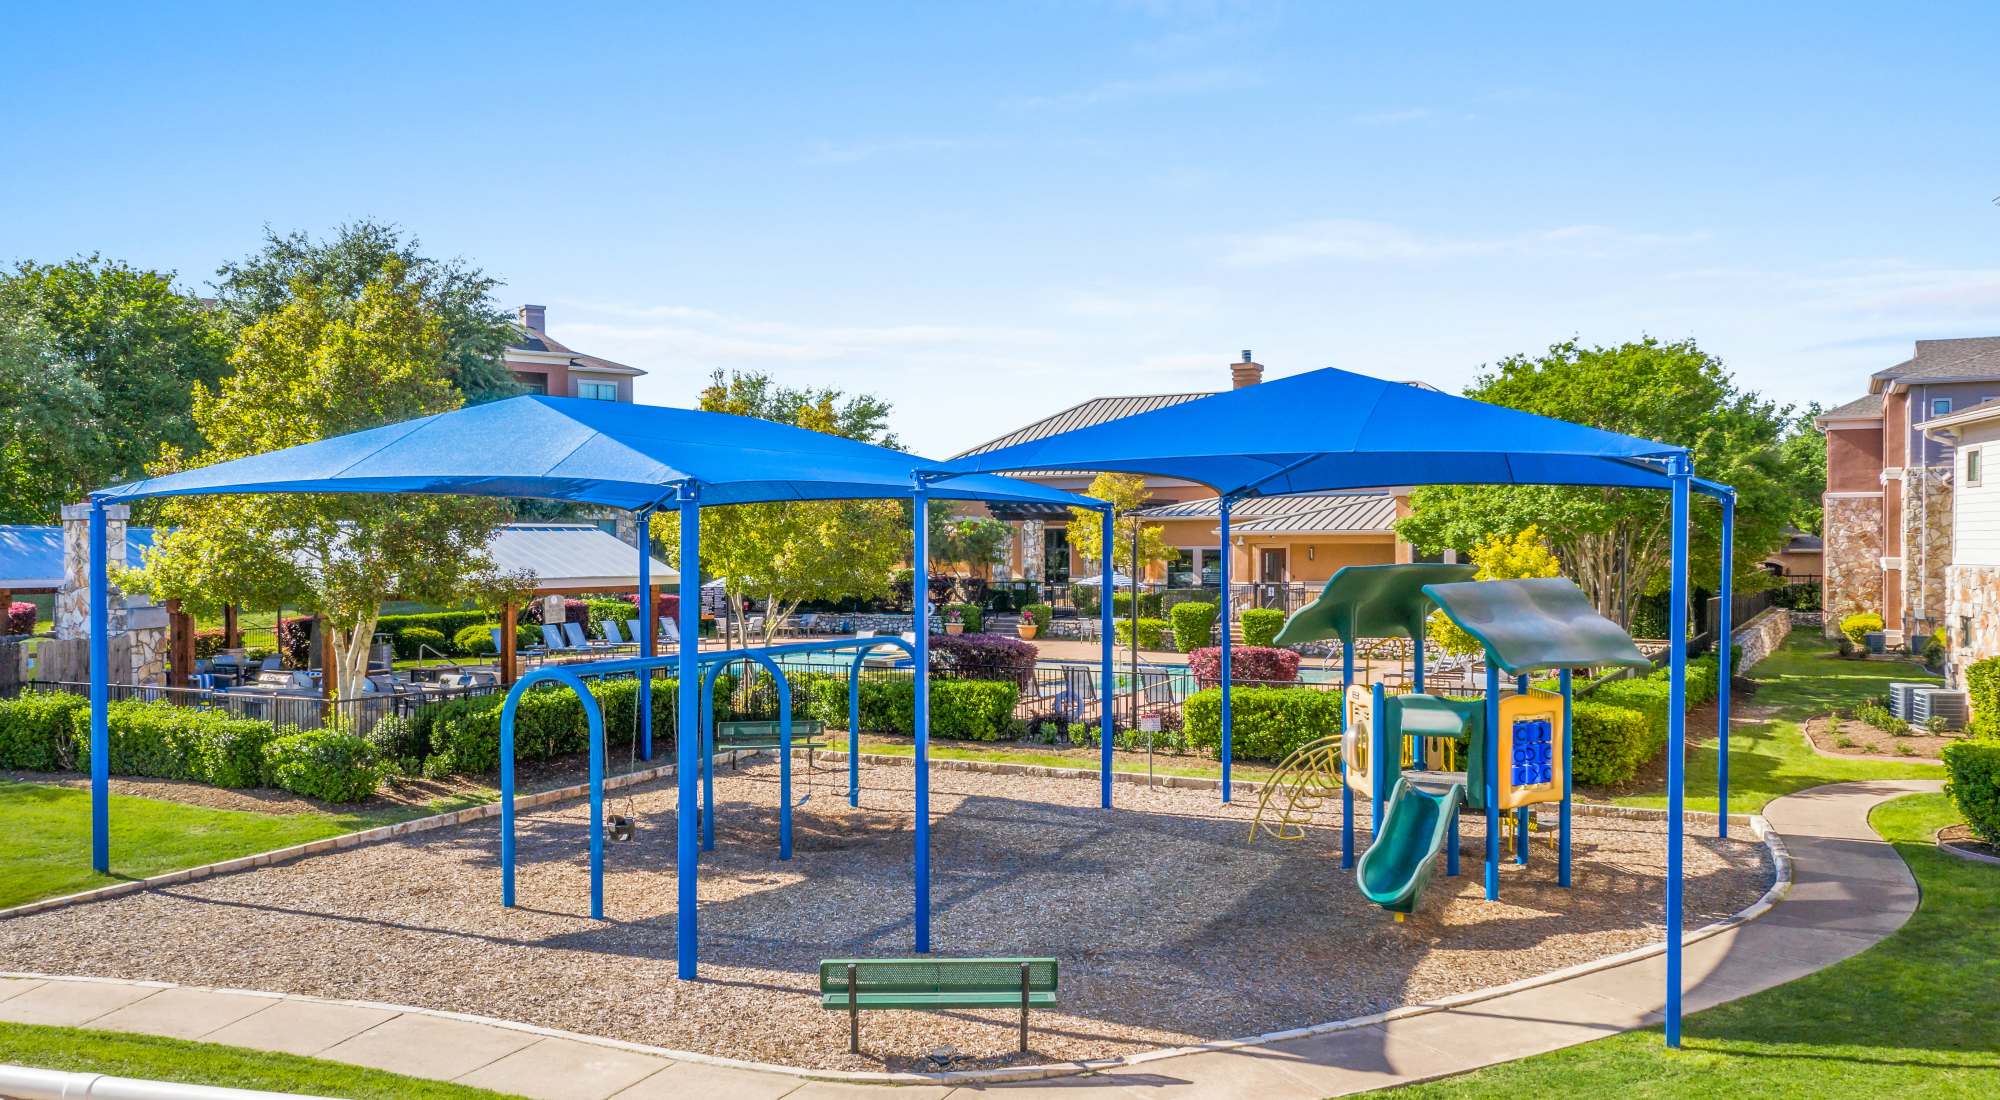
(0, 779, 1937, 1100)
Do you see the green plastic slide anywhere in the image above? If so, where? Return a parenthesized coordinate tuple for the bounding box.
(1356, 776, 1465, 914)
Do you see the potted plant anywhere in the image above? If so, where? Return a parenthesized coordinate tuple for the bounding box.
(1017, 617, 1038, 640)
(944, 608, 965, 635)
(1019, 602, 1050, 641)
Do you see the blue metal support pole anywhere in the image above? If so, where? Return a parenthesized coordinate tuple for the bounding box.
(87, 499, 110, 874)
(1099, 505, 1115, 809)
(676, 489, 701, 980)
(1484, 656, 1500, 901)
(1559, 667, 1573, 888)
(912, 480, 932, 953)
(1370, 681, 1387, 838)
(1718, 493, 1735, 839)
(1666, 461, 1691, 1047)
(1515, 673, 1529, 866)
(1218, 496, 1233, 803)
(637, 510, 654, 761)
(1341, 639, 1354, 868)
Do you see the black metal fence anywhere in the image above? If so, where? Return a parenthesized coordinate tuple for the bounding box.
(2, 678, 501, 736)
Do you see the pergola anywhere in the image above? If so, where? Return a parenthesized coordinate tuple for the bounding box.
(929, 365, 1738, 1048)
(88, 395, 1110, 981)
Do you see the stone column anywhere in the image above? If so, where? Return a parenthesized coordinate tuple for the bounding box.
(1020, 520, 1044, 584)
(57, 502, 128, 640)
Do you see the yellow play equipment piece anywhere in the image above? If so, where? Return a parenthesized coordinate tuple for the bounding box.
(1248, 735, 1344, 842)
(1495, 689, 1565, 811)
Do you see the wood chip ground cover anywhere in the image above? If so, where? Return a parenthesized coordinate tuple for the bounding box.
(0, 760, 1770, 1072)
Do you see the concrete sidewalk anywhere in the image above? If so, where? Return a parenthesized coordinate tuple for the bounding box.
(0, 780, 1937, 1100)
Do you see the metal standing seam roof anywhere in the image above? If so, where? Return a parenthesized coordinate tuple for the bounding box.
(485, 524, 677, 591)
(952, 392, 1214, 476)
(96, 396, 1102, 512)
(1137, 493, 1399, 534)
(0, 525, 154, 590)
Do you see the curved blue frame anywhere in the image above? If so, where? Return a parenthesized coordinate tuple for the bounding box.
(500, 664, 610, 919)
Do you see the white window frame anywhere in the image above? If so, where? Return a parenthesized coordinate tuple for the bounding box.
(1968, 446, 1983, 488)
(575, 379, 618, 401)
(1931, 396, 1953, 417)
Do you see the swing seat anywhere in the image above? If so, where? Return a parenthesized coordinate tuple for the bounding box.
(713, 720, 828, 765)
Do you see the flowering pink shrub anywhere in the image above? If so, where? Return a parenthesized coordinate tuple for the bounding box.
(1187, 645, 1300, 687)
(6, 602, 35, 635)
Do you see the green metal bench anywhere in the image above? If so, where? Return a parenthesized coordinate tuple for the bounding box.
(712, 719, 827, 768)
(820, 957, 1058, 1053)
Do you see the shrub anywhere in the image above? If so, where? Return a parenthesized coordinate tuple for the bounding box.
(1569, 701, 1654, 785)
(1240, 608, 1286, 647)
(1840, 612, 1884, 650)
(928, 632, 1036, 686)
(1114, 617, 1170, 650)
(803, 678, 1019, 741)
(366, 714, 426, 773)
(1170, 601, 1218, 652)
(193, 629, 228, 659)
(1855, 697, 1909, 736)
(1186, 645, 1300, 687)
(945, 603, 983, 633)
(986, 589, 1013, 613)
(263, 729, 380, 803)
(0, 690, 88, 769)
(67, 700, 280, 787)
(1967, 656, 2000, 738)
(452, 623, 498, 657)
(1111, 591, 1163, 619)
(1922, 627, 1947, 667)
(1075, 585, 1098, 616)
(396, 626, 448, 659)
(1944, 740, 2000, 844)
(1184, 686, 1342, 762)
(6, 601, 36, 635)
(375, 611, 496, 653)
(585, 598, 632, 635)
(1020, 603, 1052, 632)
(276, 616, 313, 668)
(419, 675, 723, 776)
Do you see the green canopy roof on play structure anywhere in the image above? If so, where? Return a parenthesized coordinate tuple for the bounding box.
(1271, 563, 1476, 647)
(1421, 577, 1652, 675)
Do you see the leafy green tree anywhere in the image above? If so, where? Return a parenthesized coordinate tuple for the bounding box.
(126, 260, 529, 694)
(1777, 403, 1827, 535)
(0, 256, 229, 520)
(655, 370, 906, 646)
(930, 512, 1013, 580)
(1427, 526, 1563, 655)
(213, 221, 519, 403)
(1396, 338, 1795, 629)
(1064, 472, 1171, 577)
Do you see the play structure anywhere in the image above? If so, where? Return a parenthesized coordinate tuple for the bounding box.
(1254, 563, 1651, 917)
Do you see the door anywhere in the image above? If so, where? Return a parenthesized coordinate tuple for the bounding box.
(1259, 548, 1287, 582)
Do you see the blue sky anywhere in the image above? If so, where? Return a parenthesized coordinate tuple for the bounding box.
(7, 1, 1998, 456)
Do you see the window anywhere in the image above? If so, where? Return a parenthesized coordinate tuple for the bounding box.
(511, 372, 548, 396)
(576, 380, 618, 401)
(1931, 397, 1953, 417)
(1968, 447, 1983, 487)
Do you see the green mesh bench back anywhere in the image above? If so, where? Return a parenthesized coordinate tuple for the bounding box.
(715, 719, 825, 741)
(820, 958, 1058, 996)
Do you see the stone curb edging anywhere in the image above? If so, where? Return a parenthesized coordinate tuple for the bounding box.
(0, 783, 1790, 1088)
(0, 756, 756, 921)
(1934, 827, 2000, 867)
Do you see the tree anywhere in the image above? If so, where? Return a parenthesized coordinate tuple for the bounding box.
(213, 221, 519, 403)
(1777, 404, 1827, 535)
(930, 511, 1013, 580)
(1395, 338, 1797, 629)
(0, 256, 229, 521)
(654, 370, 907, 647)
(1427, 526, 1563, 655)
(1064, 472, 1172, 576)
(126, 260, 530, 695)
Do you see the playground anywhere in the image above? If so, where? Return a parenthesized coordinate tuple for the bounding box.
(0, 757, 1770, 1072)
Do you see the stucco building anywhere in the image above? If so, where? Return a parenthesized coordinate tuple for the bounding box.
(1816, 337, 2000, 643)
(504, 304, 645, 401)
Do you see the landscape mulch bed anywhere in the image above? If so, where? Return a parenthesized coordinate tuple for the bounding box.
(0, 759, 1771, 1073)
(1801, 715, 1958, 763)
(1937, 824, 2000, 862)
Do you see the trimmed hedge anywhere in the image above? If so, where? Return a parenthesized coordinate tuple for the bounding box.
(1114, 617, 1169, 650)
(1020, 603, 1052, 632)
(376, 610, 498, 651)
(1187, 645, 1300, 686)
(945, 603, 983, 633)
(452, 623, 499, 657)
(0, 690, 88, 769)
(1569, 700, 1656, 785)
(1839, 612, 1883, 649)
(418, 675, 733, 777)
(263, 729, 381, 803)
(1943, 740, 2000, 844)
(1170, 601, 1218, 652)
(1184, 686, 1342, 762)
(1966, 656, 2000, 738)
(1111, 591, 1163, 619)
(803, 678, 1020, 741)
(395, 627, 447, 660)
(1240, 608, 1286, 647)
(70, 700, 283, 788)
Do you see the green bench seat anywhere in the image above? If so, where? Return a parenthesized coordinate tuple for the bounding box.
(712, 719, 826, 767)
(821, 957, 1058, 1053)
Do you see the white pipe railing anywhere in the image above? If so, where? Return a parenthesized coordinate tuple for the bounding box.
(0, 1064, 328, 1100)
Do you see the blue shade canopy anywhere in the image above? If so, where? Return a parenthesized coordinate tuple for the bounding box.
(1422, 577, 1651, 675)
(97, 396, 1098, 510)
(929, 367, 1688, 495)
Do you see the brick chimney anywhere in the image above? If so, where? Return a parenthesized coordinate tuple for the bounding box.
(518, 304, 546, 332)
(1232, 349, 1264, 389)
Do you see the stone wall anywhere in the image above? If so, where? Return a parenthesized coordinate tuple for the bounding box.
(1733, 606, 1793, 671)
(1822, 495, 1884, 636)
(1946, 563, 2000, 687)
(1901, 466, 1953, 635)
(1019, 519, 1044, 584)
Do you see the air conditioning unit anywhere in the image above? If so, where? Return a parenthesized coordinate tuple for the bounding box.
(1888, 682, 1927, 719)
(1910, 687, 1967, 729)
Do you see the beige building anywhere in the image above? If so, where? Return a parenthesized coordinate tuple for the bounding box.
(953, 353, 1433, 605)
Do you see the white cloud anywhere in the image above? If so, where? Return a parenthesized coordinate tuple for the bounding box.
(1219, 218, 1706, 266)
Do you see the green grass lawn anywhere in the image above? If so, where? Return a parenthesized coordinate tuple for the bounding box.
(0, 781, 486, 910)
(0, 1022, 521, 1098)
(1613, 634, 1945, 815)
(1362, 791, 1998, 1098)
